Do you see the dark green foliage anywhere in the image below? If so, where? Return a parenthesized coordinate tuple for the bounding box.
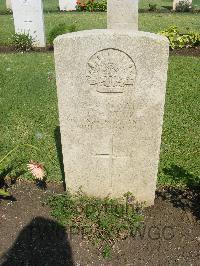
(46, 191, 144, 257)
(48, 23, 66, 45)
(48, 23, 77, 45)
(0, 168, 10, 197)
(93, 0, 107, 12)
(76, 0, 107, 12)
(10, 33, 34, 52)
(149, 3, 157, 11)
(159, 26, 200, 49)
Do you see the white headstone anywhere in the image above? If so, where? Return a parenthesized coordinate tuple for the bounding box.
(59, 0, 77, 11)
(54, 0, 169, 206)
(173, 0, 192, 10)
(6, 0, 12, 9)
(108, 0, 138, 30)
(11, 0, 46, 47)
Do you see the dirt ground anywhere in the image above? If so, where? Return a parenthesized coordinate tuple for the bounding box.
(0, 181, 200, 266)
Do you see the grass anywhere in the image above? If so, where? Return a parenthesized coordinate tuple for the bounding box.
(0, 53, 60, 181)
(158, 56, 200, 188)
(0, 12, 200, 45)
(0, 53, 199, 188)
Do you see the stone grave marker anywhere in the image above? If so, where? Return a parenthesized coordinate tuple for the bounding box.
(54, 0, 169, 206)
(107, 0, 138, 30)
(6, 0, 12, 9)
(59, 0, 77, 11)
(11, 0, 46, 47)
(173, 0, 192, 10)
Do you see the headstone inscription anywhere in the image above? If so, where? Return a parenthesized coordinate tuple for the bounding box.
(54, 0, 169, 206)
(11, 0, 46, 47)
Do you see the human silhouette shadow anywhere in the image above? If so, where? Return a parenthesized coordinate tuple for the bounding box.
(0, 217, 74, 266)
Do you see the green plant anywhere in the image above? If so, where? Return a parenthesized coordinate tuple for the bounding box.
(159, 26, 200, 49)
(0, 188, 10, 197)
(10, 32, 34, 52)
(48, 23, 77, 45)
(149, 3, 157, 11)
(175, 0, 191, 12)
(102, 244, 112, 258)
(76, 0, 107, 12)
(93, 0, 107, 12)
(0, 8, 12, 15)
(46, 191, 144, 257)
(0, 144, 49, 197)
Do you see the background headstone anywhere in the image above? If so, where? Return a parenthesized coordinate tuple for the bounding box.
(54, 0, 169, 206)
(59, 0, 77, 11)
(11, 0, 46, 47)
(6, 0, 12, 10)
(107, 0, 138, 30)
(173, 0, 192, 10)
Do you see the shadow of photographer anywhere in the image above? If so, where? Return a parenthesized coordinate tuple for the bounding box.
(0, 216, 74, 266)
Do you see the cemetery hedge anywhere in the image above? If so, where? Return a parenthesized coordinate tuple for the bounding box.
(0, 53, 199, 188)
(0, 12, 200, 45)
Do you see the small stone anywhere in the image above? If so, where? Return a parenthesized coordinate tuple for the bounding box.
(196, 236, 200, 242)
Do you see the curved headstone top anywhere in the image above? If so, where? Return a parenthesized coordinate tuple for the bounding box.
(54, 0, 169, 206)
(54, 29, 169, 44)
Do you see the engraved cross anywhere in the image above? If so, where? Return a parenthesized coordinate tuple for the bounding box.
(94, 136, 129, 164)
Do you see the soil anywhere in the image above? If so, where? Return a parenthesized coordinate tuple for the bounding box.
(0, 45, 200, 57)
(170, 46, 200, 57)
(0, 181, 200, 266)
(0, 46, 53, 53)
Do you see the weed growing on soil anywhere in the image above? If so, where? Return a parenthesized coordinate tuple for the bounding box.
(46, 191, 144, 258)
(10, 33, 34, 52)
